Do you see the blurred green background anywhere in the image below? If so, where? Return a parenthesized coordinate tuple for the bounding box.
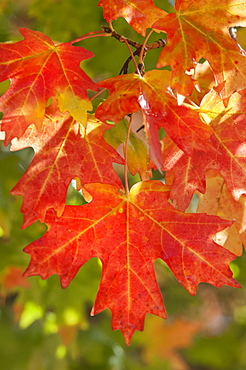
(1, 1, 246, 369)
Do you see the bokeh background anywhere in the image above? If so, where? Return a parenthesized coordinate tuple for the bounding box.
(1, 1, 246, 369)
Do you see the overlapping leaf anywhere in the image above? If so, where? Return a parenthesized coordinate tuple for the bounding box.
(98, 0, 166, 36)
(162, 135, 208, 211)
(0, 0, 245, 347)
(154, 0, 246, 98)
(162, 89, 246, 211)
(104, 118, 152, 180)
(96, 70, 213, 170)
(0, 28, 98, 144)
(200, 89, 246, 198)
(140, 316, 202, 369)
(197, 170, 246, 255)
(10, 102, 123, 228)
(23, 181, 239, 344)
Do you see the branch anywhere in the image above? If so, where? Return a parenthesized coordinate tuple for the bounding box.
(102, 26, 166, 52)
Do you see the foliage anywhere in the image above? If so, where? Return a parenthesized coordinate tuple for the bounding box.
(1, 0, 246, 367)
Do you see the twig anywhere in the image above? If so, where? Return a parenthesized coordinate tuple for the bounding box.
(121, 37, 141, 75)
(119, 47, 142, 75)
(102, 26, 166, 52)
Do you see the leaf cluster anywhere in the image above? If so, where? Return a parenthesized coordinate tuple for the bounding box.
(1, 0, 246, 346)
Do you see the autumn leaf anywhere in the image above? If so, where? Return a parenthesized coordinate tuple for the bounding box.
(200, 89, 246, 199)
(10, 102, 124, 228)
(163, 89, 246, 211)
(197, 170, 246, 256)
(23, 181, 239, 344)
(96, 70, 213, 170)
(1, 0, 246, 348)
(190, 61, 216, 105)
(0, 28, 98, 144)
(162, 135, 207, 211)
(98, 0, 166, 36)
(2, 266, 31, 290)
(154, 0, 246, 98)
(104, 118, 152, 180)
(139, 316, 202, 370)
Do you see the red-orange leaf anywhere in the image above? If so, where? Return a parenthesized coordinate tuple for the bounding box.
(162, 135, 207, 211)
(2, 266, 31, 289)
(0, 28, 98, 144)
(162, 89, 246, 211)
(197, 171, 246, 256)
(200, 89, 246, 199)
(99, 0, 166, 36)
(140, 316, 202, 369)
(23, 181, 239, 344)
(96, 70, 213, 170)
(154, 0, 246, 98)
(10, 102, 123, 228)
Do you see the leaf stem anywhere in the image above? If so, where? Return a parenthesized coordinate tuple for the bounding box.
(122, 37, 140, 75)
(90, 88, 107, 101)
(70, 31, 110, 44)
(124, 115, 133, 197)
(139, 29, 154, 65)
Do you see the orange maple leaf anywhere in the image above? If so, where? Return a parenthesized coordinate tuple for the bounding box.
(162, 135, 206, 211)
(96, 70, 213, 170)
(162, 89, 246, 211)
(197, 170, 246, 256)
(140, 316, 202, 370)
(154, 0, 246, 98)
(98, 0, 166, 36)
(10, 102, 124, 228)
(2, 266, 31, 290)
(23, 181, 239, 344)
(0, 28, 98, 144)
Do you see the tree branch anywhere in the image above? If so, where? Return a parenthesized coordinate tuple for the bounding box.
(102, 26, 166, 52)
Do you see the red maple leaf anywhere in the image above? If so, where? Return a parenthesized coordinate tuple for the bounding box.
(0, 28, 98, 144)
(154, 0, 246, 98)
(10, 102, 124, 228)
(162, 135, 207, 211)
(96, 70, 213, 170)
(23, 181, 239, 344)
(98, 0, 166, 36)
(162, 89, 246, 211)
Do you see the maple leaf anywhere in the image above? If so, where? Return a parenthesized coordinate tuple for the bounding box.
(162, 135, 207, 211)
(96, 70, 213, 170)
(197, 170, 246, 256)
(2, 266, 31, 290)
(0, 28, 98, 145)
(190, 61, 216, 105)
(140, 316, 202, 370)
(163, 89, 246, 211)
(153, 0, 246, 98)
(10, 102, 124, 228)
(23, 181, 239, 344)
(98, 0, 166, 36)
(200, 89, 246, 198)
(104, 118, 152, 180)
